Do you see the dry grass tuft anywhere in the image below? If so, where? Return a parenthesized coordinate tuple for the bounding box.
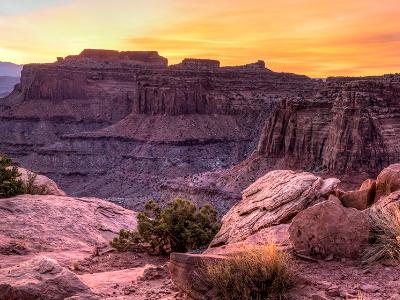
(201, 242, 295, 300)
(362, 205, 400, 264)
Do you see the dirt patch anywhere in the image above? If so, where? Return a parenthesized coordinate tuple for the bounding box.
(289, 257, 400, 299)
(73, 250, 187, 299)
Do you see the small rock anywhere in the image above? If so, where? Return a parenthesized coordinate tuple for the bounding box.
(360, 284, 380, 293)
(326, 286, 341, 297)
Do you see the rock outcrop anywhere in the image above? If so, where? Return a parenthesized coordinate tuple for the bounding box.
(289, 201, 369, 258)
(168, 253, 220, 300)
(338, 178, 376, 210)
(210, 170, 340, 247)
(0, 256, 98, 300)
(375, 163, 400, 201)
(0, 195, 136, 263)
(2, 49, 400, 213)
(18, 168, 66, 196)
(257, 75, 400, 177)
(0, 49, 316, 211)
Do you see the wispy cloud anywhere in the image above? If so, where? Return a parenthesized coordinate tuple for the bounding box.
(0, 0, 399, 76)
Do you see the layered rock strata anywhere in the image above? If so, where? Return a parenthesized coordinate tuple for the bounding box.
(0, 49, 317, 210)
(258, 75, 400, 176)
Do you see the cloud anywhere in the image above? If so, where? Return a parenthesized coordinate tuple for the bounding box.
(0, 0, 399, 76)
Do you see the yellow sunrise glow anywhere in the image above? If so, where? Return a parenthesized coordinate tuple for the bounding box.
(0, 0, 399, 77)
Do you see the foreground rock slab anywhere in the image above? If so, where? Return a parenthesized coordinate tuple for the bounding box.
(0, 256, 98, 300)
(0, 195, 136, 264)
(289, 201, 369, 258)
(210, 170, 340, 247)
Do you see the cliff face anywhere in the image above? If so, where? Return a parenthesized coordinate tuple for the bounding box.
(161, 75, 400, 214)
(0, 49, 317, 210)
(257, 75, 400, 176)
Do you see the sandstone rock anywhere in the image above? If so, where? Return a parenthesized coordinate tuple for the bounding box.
(257, 75, 400, 177)
(0, 256, 98, 300)
(65, 49, 168, 66)
(210, 170, 340, 247)
(339, 179, 376, 210)
(168, 252, 223, 300)
(206, 224, 290, 255)
(327, 194, 342, 206)
(177, 58, 220, 70)
(289, 201, 369, 258)
(0, 50, 316, 212)
(18, 168, 66, 196)
(375, 164, 400, 201)
(0, 195, 136, 260)
(369, 190, 400, 212)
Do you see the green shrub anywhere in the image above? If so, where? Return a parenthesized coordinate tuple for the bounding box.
(0, 155, 24, 198)
(362, 205, 400, 264)
(201, 243, 295, 300)
(110, 229, 143, 252)
(111, 198, 220, 255)
(23, 171, 50, 195)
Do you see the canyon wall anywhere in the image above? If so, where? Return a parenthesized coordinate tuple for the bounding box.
(162, 75, 400, 212)
(0, 49, 317, 210)
(258, 75, 400, 176)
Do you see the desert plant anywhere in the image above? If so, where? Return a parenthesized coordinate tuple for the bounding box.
(0, 154, 24, 198)
(362, 205, 400, 264)
(137, 198, 220, 254)
(23, 171, 50, 195)
(110, 198, 220, 255)
(201, 243, 295, 300)
(110, 229, 143, 252)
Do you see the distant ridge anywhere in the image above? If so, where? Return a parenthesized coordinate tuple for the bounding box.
(0, 61, 23, 77)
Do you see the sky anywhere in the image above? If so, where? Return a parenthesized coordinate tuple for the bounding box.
(0, 0, 399, 77)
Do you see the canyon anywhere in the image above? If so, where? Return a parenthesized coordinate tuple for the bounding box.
(1, 50, 400, 299)
(0, 49, 400, 213)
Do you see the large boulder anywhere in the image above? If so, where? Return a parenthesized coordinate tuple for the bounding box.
(289, 201, 369, 258)
(0, 256, 98, 299)
(0, 195, 136, 264)
(375, 164, 400, 201)
(18, 168, 66, 196)
(210, 170, 340, 247)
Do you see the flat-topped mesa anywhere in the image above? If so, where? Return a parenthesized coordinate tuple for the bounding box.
(222, 60, 268, 72)
(61, 49, 168, 66)
(172, 58, 221, 70)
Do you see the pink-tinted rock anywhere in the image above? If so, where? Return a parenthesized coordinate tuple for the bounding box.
(65, 49, 168, 66)
(0, 256, 98, 300)
(339, 179, 376, 210)
(0, 50, 316, 213)
(375, 164, 400, 201)
(0, 195, 136, 256)
(18, 168, 66, 196)
(210, 170, 340, 247)
(257, 76, 400, 177)
(289, 201, 369, 258)
(168, 252, 222, 300)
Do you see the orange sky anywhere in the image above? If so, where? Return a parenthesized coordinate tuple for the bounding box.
(0, 0, 399, 77)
